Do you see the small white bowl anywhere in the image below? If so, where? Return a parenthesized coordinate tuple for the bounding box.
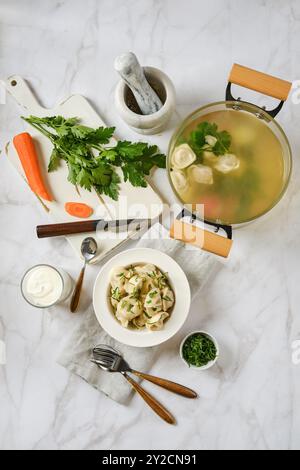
(93, 248, 191, 348)
(180, 331, 219, 370)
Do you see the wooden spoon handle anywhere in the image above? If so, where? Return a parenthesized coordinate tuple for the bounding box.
(123, 373, 176, 425)
(131, 370, 197, 399)
(70, 265, 85, 313)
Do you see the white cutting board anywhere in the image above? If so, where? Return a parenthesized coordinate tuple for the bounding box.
(4, 75, 163, 262)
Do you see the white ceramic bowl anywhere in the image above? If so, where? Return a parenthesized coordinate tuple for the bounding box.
(93, 248, 191, 348)
(180, 331, 219, 370)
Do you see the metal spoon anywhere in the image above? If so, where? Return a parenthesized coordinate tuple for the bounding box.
(70, 237, 98, 313)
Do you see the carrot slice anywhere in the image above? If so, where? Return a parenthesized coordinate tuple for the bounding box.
(65, 202, 94, 218)
(13, 132, 53, 202)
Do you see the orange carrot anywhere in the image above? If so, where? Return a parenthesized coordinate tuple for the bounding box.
(13, 132, 53, 202)
(65, 202, 94, 218)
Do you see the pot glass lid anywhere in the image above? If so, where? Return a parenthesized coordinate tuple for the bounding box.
(168, 101, 292, 225)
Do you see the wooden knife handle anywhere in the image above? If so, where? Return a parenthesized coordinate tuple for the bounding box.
(123, 373, 176, 425)
(36, 220, 99, 238)
(229, 64, 292, 101)
(131, 370, 197, 399)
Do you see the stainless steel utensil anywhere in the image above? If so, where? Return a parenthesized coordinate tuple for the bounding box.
(91, 345, 176, 425)
(70, 237, 98, 313)
(92, 345, 197, 398)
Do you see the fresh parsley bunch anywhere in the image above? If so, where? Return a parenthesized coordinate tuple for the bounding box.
(22, 115, 166, 201)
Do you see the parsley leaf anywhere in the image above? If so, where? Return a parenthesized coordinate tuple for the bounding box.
(48, 148, 61, 172)
(122, 162, 148, 188)
(76, 168, 93, 191)
(188, 121, 231, 158)
(116, 141, 148, 159)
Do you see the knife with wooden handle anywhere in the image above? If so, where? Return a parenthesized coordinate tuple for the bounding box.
(36, 218, 151, 238)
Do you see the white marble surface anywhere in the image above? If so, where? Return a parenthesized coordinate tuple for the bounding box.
(0, 0, 300, 450)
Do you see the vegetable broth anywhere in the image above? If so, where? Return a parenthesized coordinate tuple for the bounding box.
(169, 110, 285, 224)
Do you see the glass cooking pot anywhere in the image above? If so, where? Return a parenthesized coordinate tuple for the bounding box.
(168, 64, 292, 258)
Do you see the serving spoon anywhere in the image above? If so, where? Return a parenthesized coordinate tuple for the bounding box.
(70, 237, 98, 313)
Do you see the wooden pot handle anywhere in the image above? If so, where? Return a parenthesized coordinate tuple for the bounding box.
(229, 64, 292, 101)
(170, 219, 233, 259)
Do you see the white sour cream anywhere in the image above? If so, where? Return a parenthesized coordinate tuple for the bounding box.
(22, 265, 64, 307)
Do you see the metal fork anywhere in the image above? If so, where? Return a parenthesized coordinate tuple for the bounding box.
(91, 345, 197, 424)
(91, 345, 175, 424)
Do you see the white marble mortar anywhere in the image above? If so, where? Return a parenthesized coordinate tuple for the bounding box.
(115, 66, 176, 135)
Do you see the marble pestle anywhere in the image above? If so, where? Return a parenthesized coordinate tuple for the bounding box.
(114, 52, 163, 115)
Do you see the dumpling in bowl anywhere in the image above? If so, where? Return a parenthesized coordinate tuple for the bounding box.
(144, 288, 162, 315)
(116, 295, 143, 328)
(146, 312, 169, 331)
(110, 289, 120, 309)
(125, 274, 144, 294)
(110, 266, 130, 295)
(141, 276, 156, 295)
(132, 313, 148, 329)
(161, 287, 175, 311)
(135, 264, 157, 277)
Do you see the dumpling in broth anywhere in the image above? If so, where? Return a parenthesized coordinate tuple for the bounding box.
(125, 274, 144, 294)
(172, 144, 196, 169)
(132, 313, 148, 329)
(188, 164, 213, 185)
(144, 288, 162, 314)
(146, 312, 169, 331)
(171, 170, 188, 192)
(110, 266, 130, 295)
(109, 263, 175, 332)
(136, 264, 157, 276)
(214, 154, 240, 174)
(116, 295, 143, 328)
(161, 287, 175, 311)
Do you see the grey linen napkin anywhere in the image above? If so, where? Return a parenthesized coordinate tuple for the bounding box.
(57, 226, 220, 404)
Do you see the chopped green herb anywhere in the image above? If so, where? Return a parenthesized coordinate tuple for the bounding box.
(130, 288, 141, 300)
(182, 333, 217, 368)
(111, 287, 121, 301)
(149, 290, 158, 299)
